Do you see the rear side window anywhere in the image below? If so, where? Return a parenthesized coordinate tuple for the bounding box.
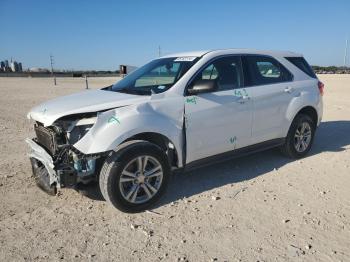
(285, 57, 317, 78)
(242, 56, 293, 86)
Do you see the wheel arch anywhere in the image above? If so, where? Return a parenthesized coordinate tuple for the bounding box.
(296, 106, 318, 127)
(284, 105, 318, 138)
(122, 132, 180, 168)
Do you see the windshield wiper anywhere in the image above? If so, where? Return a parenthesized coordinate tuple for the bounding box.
(116, 88, 139, 94)
(116, 88, 150, 96)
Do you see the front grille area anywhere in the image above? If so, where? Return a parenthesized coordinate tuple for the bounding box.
(34, 125, 58, 155)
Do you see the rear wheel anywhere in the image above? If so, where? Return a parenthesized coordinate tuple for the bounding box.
(281, 114, 315, 158)
(99, 141, 170, 212)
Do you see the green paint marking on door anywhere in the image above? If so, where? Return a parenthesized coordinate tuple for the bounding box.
(108, 116, 120, 124)
(229, 136, 237, 149)
(234, 90, 242, 97)
(186, 97, 197, 104)
(234, 88, 249, 98)
(229, 136, 237, 144)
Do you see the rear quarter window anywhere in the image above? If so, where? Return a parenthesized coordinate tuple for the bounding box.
(242, 55, 293, 86)
(285, 57, 317, 78)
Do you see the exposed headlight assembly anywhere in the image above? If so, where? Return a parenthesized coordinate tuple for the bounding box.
(67, 116, 97, 144)
(55, 114, 97, 145)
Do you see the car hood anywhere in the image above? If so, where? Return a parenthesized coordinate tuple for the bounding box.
(27, 89, 149, 126)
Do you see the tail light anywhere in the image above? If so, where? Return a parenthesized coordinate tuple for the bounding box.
(318, 81, 324, 96)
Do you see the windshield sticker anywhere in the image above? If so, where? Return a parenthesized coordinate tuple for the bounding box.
(108, 116, 120, 124)
(174, 57, 197, 62)
(186, 97, 197, 104)
(157, 85, 166, 90)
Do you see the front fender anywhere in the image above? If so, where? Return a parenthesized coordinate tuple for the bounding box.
(74, 101, 184, 165)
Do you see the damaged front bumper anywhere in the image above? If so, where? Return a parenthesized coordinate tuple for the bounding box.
(26, 138, 78, 194)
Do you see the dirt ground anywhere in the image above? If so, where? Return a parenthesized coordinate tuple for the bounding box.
(0, 75, 349, 262)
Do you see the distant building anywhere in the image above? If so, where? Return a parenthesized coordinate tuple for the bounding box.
(0, 59, 23, 72)
(3, 60, 10, 72)
(10, 61, 15, 72)
(29, 67, 50, 73)
(10, 61, 19, 72)
(0, 60, 10, 72)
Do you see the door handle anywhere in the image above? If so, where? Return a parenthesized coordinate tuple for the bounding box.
(284, 86, 294, 93)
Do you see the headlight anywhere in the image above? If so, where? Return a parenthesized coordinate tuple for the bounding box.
(68, 124, 94, 144)
(55, 115, 97, 145)
(74, 116, 97, 126)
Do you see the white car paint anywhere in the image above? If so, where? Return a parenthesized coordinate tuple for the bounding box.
(27, 49, 323, 170)
(74, 95, 185, 166)
(27, 89, 149, 126)
(184, 89, 252, 163)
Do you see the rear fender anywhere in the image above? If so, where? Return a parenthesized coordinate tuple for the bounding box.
(284, 90, 320, 136)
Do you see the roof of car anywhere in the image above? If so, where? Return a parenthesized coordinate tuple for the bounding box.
(161, 49, 302, 58)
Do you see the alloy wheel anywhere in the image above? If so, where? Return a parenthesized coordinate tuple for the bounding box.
(294, 122, 312, 153)
(119, 155, 163, 204)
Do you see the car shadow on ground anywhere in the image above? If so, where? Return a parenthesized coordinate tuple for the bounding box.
(78, 120, 350, 207)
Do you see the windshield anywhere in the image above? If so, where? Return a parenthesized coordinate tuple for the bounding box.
(110, 57, 199, 95)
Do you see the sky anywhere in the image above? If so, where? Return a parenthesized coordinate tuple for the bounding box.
(1, 0, 350, 70)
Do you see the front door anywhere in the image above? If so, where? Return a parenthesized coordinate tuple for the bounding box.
(184, 56, 253, 164)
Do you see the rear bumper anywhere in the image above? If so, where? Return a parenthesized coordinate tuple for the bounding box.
(317, 97, 323, 126)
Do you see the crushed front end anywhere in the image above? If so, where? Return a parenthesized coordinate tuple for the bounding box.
(26, 114, 106, 195)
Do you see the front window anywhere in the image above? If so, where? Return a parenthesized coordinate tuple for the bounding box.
(191, 56, 243, 91)
(110, 57, 199, 95)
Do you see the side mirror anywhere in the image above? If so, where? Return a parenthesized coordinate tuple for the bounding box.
(187, 79, 216, 95)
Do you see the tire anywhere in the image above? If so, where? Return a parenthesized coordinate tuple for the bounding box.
(281, 114, 316, 158)
(99, 140, 170, 213)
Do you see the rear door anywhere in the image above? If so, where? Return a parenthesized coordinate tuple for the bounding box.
(242, 55, 294, 144)
(184, 56, 253, 163)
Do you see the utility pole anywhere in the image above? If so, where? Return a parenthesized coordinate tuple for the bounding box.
(85, 75, 89, 89)
(344, 38, 349, 67)
(158, 46, 162, 76)
(50, 54, 57, 85)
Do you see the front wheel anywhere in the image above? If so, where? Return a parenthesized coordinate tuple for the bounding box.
(99, 141, 170, 213)
(281, 114, 316, 158)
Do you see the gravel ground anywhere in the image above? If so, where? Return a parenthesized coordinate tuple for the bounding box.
(0, 75, 349, 262)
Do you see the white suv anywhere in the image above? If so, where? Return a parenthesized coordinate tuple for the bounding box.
(26, 49, 323, 212)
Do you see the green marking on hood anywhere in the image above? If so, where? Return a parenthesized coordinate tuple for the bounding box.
(108, 116, 120, 124)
